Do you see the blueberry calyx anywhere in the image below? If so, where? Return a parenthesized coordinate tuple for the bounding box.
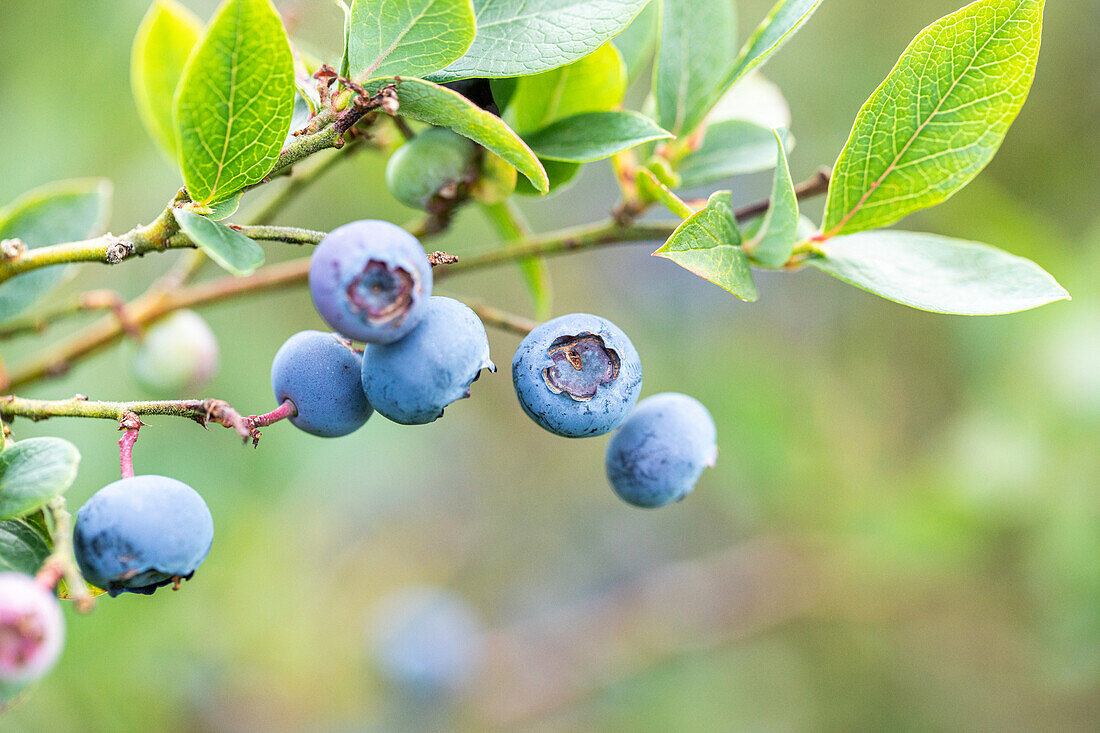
(542, 333, 620, 402)
(345, 260, 417, 325)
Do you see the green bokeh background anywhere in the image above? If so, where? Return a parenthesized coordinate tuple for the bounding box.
(2, 0, 1098, 729)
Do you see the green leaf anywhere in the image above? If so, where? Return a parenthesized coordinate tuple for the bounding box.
(525, 111, 672, 162)
(744, 130, 799, 267)
(676, 120, 793, 189)
(429, 0, 651, 81)
(174, 0, 296, 204)
(58, 576, 107, 603)
(723, 0, 823, 94)
(347, 0, 475, 79)
(0, 520, 51, 575)
(19, 509, 51, 547)
(203, 191, 242, 221)
(758, 214, 817, 243)
(365, 77, 548, 193)
(614, 1, 659, 83)
(746, 212, 817, 247)
(131, 0, 203, 158)
(0, 179, 112, 322)
(336, 0, 353, 77)
(655, 0, 820, 137)
(174, 208, 265, 275)
(823, 0, 1045, 237)
(808, 230, 1069, 315)
(0, 438, 81, 521)
(507, 43, 626, 135)
(654, 0, 737, 136)
(653, 191, 757, 301)
(503, 44, 628, 191)
(489, 77, 517, 111)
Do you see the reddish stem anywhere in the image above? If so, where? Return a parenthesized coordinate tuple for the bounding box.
(246, 399, 297, 447)
(250, 399, 297, 428)
(119, 427, 139, 479)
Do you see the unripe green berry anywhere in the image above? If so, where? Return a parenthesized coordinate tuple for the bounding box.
(385, 128, 478, 211)
(130, 310, 219, 395)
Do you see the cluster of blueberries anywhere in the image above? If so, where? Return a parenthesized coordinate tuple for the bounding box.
(295, 219, 719, 509)
(65, 218, 719, 601)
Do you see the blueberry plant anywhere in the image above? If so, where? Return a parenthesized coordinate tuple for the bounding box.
(0, 0, 1065, 706)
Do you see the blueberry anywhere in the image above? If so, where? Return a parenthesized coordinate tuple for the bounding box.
(385, 128, 478, 211)
(309, 220, 433, 344)
(130, 310, 219, 395)
(0, 573, 64, 691)
(73, 475, 214, 597)
(361, 296, 494, 425)
(512, 313, 642, 437)
(368, 586, 484, 696)
(605, 393, 718, 508)
(271, 330, 373, 437)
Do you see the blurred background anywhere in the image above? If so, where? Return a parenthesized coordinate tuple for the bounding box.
(1, 0, 1098, 729)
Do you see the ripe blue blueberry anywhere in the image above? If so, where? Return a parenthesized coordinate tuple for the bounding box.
(0, 573, 64, 693)
(605, 393, 718, 508)
(512, 313, 642, 437)
(73, 475, 214, 597)
(361, 296, 494, 425)
(130, 309, 219, 395)
(369, 586, 485, 696)
(309, 220, 433, 343)
(271, 330, 373, 437)
(385, 127, 478, 211)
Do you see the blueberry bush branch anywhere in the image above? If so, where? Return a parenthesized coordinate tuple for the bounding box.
(464, 302, 538, 337)
(0, 0, 1067, 706)
(0, 157, 828, 288)
(1, 247, 461, 390)
(0, 221, 324, 284)
(0, 174, 828, 392)
(0, 395, 253, 441)
(1, 259, 316, 390)
(442, 169, 833, 279)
